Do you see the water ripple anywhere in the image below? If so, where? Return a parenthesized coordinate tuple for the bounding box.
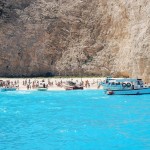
(0, 90, 149, 150)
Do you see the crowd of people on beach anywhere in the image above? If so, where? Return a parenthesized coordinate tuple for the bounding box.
(0, 80, 19, 89)
(0, 78, 101, 90)
(22, 79, 93, 90)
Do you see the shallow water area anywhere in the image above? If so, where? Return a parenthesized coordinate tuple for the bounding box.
(0, 90, 150, 150)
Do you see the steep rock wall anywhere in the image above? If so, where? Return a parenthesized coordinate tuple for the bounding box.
(0, 0, 149, 81)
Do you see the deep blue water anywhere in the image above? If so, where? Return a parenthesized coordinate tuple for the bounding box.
(0, 90, 150, 150)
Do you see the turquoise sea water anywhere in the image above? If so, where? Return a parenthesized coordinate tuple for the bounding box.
(0, 90, 150, 150)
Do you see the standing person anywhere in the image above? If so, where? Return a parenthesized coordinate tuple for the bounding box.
(29, 79, 31, 85)
(25, 79, 27, 85)
(85, 80, 89, 88)
(27, 84, 29, 90)
(29, 83, 31, 89)
(80, 81, 84, 86)
(87, 80, 90, 87)
(32, 81, 35, 89)
(85, 80, 90, 88)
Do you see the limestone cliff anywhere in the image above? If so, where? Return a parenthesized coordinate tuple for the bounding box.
(0, 0, 150, 82)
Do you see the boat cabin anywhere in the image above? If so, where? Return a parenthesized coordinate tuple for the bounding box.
(102, 78, 144, 90)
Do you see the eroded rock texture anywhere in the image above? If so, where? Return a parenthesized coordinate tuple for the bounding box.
(0, 0, 150, 81)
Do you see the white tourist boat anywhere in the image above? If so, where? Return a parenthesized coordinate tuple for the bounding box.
(100, 78, 150, 95)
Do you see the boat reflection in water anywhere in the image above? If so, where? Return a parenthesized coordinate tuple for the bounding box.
(100, 78, 150, 95)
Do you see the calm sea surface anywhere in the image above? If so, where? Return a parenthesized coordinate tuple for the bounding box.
(0, 90, 150, 150)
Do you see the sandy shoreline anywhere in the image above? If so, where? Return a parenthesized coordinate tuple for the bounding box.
(0, 77, 104, 91)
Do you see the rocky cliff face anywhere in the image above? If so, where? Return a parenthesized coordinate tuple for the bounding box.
(0, 0, 150, 81)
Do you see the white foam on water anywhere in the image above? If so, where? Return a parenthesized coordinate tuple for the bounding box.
(101, 96, 109, 99)
(2, 91, 32, 97)
(14, 110, 20, 114)
(48, 107, 62, 110)
(0, 107, 7, 113)
(92, 97, 100, 100)
(74, 130, 77, 133)
(16, 91, 32, 94)
(59, 129, 68, 133)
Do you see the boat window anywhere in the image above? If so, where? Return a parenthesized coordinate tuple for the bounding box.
(137, 81, 141, 85)
(111, 82, 115, 85)
(116, 82, 120, 85)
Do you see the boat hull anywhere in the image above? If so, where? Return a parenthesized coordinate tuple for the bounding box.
(65, 86, 83, 90)
(0, 88, 17, 92)
(106, 88, 150, 95)
(37, 88, 48, 91)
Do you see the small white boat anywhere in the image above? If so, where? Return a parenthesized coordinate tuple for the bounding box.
(0, 87, 17, 92)
(37, 81, 48, 91)
(100, 78, 150, 95)
(0, 80, 18, 92)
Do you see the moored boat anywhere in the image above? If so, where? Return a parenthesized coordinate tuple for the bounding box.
(0, 87, 17, 92)
(64, 81, 83, 90)
(37, 87, 48, 91)
(0, 80, 18, 91)
(100, 78, 150, 95)
(37, 80, 48, 91)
